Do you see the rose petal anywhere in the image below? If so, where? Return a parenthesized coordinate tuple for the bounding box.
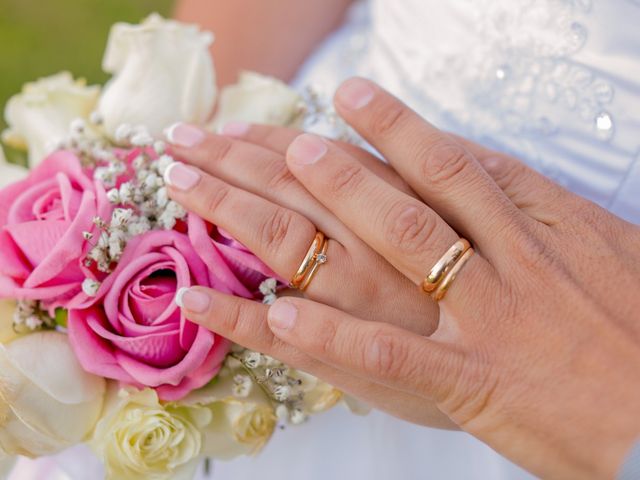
(115, 326, 215, 387)
(67, 308, 136, 384)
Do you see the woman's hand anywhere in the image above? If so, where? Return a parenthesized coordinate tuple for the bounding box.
(162, 120, 459, 427)
(170, 78, 640, 479)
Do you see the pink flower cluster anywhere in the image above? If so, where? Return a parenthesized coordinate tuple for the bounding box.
(0, 151, 275, 400)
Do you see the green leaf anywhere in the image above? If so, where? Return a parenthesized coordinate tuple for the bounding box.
(54, 308, 68, 328)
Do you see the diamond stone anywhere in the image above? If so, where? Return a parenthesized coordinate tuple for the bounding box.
(316, 253, 328, 264)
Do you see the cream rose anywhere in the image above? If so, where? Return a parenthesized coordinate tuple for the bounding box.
(91, 387, 211, 480)
(213, 71, 303, 129)
(202, 399, 277, 459)
(0, 330, 106, 457)
(98, 13, 216, 140)
(0, 456, 15, 478)
(301, 377, 343, 414)
(292, 370, 370, 416)
(1, 72, 100, 167)
(183, 362, 277, 459)
(0, 300, 20, 344)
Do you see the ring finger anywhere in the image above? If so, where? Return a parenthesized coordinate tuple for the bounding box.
(284, 134, 499, 314)
(164, 162, 437, 333)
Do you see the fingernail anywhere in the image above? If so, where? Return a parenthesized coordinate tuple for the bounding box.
(164, 123, 205, 147)
(164, 162, 200, 191)
(335, 78, 375, 110)
(288, 134, 327, 166)
(220, 121, 250, 138)
(175, 287, 210, 313)
(268, 300, 298, 331)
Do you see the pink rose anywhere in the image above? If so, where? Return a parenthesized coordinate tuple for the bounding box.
(187, 214, 281, 296)
(68, 226, 274, 401)
(0, 151, 111, 307)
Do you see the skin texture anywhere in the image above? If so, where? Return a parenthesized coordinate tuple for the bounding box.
(165, 78, 640, 479)
(174, 0, 354, 87)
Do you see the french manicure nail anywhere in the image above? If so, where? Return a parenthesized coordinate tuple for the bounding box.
(175, 287, 210, 313)
(164, 162, 200, 191)
(335, 78, 375, 110)
(288, 134, 328, 166)
(268, 300, 298, 331)
(164, 122, 205, 147)
(220, 121, 250, 138)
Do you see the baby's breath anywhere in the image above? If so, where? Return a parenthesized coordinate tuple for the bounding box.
(62, 119, 187, 287)
(222, 279, 310, 425)
(12, 300, 56, 334)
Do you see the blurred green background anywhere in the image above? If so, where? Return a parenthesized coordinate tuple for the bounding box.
(0, 0, 174, 159)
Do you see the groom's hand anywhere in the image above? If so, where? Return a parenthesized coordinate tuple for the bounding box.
(171, 77, 640, 480)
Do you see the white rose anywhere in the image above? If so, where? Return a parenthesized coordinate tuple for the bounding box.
(0, 331, 106, 457)
(213, 71, 303, 129)
(1, 72, 100, 167)
(91, 387, 211, 480)
(98, 13, 216, 140)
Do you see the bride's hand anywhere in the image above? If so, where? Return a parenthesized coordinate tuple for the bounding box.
(172, 78, 640, 479)
(163, 119, 458, 427)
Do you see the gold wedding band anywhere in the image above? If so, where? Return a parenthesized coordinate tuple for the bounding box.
(290, 231, 328, 291)
(421, 239, 471, 293)
(432, 248, 474, 301)
(299, 238, 328, 292)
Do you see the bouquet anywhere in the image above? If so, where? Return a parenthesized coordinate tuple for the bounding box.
(0, 14, 361, 480)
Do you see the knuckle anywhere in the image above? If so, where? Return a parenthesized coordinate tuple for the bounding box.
(368, 101, 407, 138)
(204, 184, 231, 214)
(385, 201, 438, 253)
(328, 163, 366, 197)
(206, 136, 234, 163)
(444, 351, 499, 426)
(420, 140, 473, 187)
(258, 207, 296, 252)
(221, 299, 244, 337)
(486, 159, 523, 193)
(509, 224, 559, 272)
(365, 331, 407, 379)
(265, 160, 298, 192)
(315, 319, 339, 358)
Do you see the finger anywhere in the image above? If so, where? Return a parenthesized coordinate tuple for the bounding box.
(266, 296, 464, 403)
(333, 78, 528, 256)
(219, 121, 417, 197)
(285, 133, 497, 310)
(177, 287, 456, 428)
(164, 162, 438, 334)
(164, 161, 336, 285)
(219, 121, 301, 155)
(166, 123, 342, 237)
(451, 134, 574, 226)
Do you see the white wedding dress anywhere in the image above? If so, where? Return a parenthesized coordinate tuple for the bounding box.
(8, 1, 640, 479)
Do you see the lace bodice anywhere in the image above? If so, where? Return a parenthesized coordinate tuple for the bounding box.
(296, 0, 640, 223)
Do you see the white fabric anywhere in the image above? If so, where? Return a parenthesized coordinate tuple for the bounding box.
(8, 1, 640, 479)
